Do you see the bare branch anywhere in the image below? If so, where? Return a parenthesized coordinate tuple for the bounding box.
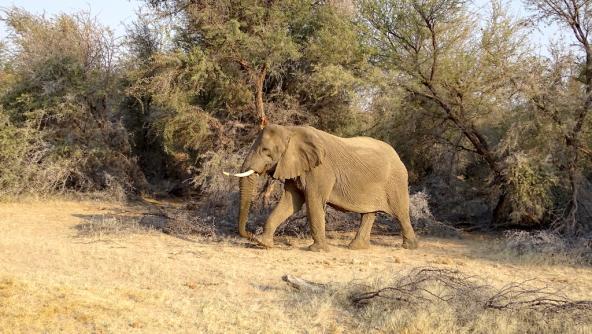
(350, 267, 592, 319)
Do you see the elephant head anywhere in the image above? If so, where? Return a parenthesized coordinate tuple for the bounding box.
(224, 125, 325, 239)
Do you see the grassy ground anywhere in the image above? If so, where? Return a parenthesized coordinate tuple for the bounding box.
(1, 199, 591, 333)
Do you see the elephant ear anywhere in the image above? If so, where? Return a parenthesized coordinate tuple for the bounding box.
(273, 127, 325, 180)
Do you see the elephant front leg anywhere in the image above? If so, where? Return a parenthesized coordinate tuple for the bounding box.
(305, 197, 330, 252)
(255, 181, 304, 248)
(349, 212, 375, 250)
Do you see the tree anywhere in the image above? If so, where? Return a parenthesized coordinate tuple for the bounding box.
(145, 0, 302, 126)
(524, 0, 592, 233)
(358, 0, 535, 224)
(139, 0, 370, 131)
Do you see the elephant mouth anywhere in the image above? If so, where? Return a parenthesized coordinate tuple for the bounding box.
(267, 165, 277, 177)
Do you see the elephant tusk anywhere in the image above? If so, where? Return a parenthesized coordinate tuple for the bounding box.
(223, 169, 255, 177)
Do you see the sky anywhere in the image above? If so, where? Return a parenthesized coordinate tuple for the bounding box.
(0, 0, 567, 53)
(0, 0, 144, 39)
(473, 0, 564, 56)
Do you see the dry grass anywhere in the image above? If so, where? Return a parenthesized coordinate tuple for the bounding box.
(486, 230, 592, 266)
(346, 267, 592, 333)
(1, 199, 592, 333)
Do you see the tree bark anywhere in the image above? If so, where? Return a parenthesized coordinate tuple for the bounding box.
(562, 45, 592, 234)
(235, 59, 268, 127)
(254, 64, 268, 128)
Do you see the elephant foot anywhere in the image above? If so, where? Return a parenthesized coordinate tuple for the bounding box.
(307, 242, 330, 252)
(402, 238, 419, 250)
(254, 236, 275, 249)
(348, 239, 370, 250)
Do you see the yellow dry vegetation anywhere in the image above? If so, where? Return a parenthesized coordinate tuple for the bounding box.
(0, 200, 591, 333)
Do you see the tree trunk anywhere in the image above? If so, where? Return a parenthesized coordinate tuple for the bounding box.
(254, 64, 267, 128)
(561, 45, 592, 234)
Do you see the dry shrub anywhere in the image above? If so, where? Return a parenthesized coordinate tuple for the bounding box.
(162, 213, 219, 237)
(275, 210, 310, 238)
(0, 9, 146, 199)
(408, 191, 462, 238)
(287, 267, 592, 334)
(348, 267, 592, 333)
(490, 230, 592, 266)
(192, 149, 245, 209)
(409, 190, 434, 221)
(190, 148, 248, 232)
(121, 148, 251, 239)
(503, 230, 567, 255)
(0, 117, 144, 200)
(350, 268, 592, 312)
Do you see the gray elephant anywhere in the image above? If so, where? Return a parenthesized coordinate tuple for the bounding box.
(225, 125, 418, 251)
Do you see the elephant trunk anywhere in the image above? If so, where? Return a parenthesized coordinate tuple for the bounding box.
(238, 173, 258, 239)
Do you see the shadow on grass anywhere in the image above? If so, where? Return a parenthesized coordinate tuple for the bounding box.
(69, 196, 499, 256)
(70, 199, 251, 247)
(72, 213, 147, 237)
(434, 230, 592, 268)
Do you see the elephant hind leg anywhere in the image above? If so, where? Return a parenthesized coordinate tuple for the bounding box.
(389, 190, 418, 250)
(348, 212, 375, 250)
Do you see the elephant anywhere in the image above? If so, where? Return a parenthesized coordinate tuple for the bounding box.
(225, 124, 418, 251)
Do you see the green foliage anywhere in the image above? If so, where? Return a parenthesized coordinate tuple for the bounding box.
(159, 107, 212, 154)
(502, 154, 557, 224)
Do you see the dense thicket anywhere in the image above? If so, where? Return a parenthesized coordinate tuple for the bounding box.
(0, 0, 590, 233)
(0, 9, 146, 198)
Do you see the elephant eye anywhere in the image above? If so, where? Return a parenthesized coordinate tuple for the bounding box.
(262, 149, 274, 158)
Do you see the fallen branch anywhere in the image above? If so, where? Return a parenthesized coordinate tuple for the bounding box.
(350, 267, 592, 319)
(282, 275, 326, 293)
